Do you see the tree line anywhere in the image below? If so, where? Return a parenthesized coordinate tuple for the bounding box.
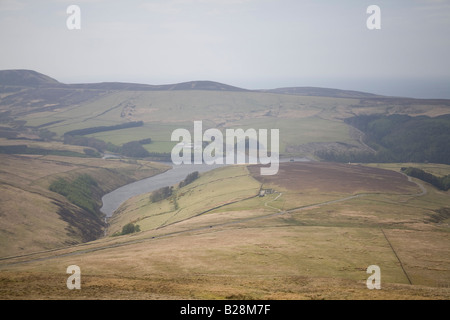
(63, 135, 153, 158)
(149, 171, 200, 203)
(0, 144, 92, 158)
(318, 114, 450, 165)
(64, 121, 144, 137)
(401, 167, 450, 191)
(179, 171, 199, 188)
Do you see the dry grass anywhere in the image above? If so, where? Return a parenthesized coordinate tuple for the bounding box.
(0, 222, 448, 300)
(108, 166, 261, 234)
(0, 154, 169, 257)
(1, 270, 448, 300)
(0, 162, 448, 300)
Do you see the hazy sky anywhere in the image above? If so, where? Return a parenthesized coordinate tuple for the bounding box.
(1, 0, 449, 98)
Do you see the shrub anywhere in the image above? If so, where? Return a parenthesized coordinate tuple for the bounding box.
(121, 141, 150, 158)
(121, 223, 140, 235)
(138, 138, 152, 145)
(64, 135, 108, 152)
(150, 186, 173, 203)
(179, 171, 199, 188)
(84, 148, 99, 157)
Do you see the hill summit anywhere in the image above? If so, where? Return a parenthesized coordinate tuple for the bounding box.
(0, 69, 384, 98)
(0, 69, 61, 87)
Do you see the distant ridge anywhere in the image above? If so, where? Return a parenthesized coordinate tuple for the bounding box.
(70, 80, 249, 92)
(0, 69, 385, 98)
(261, 86, 382, 98)
(157, 80, 249, 92)
(0, 70, 249, 92)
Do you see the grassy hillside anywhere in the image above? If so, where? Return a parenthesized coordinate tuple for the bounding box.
(0, 162, 448, 299)
(1, 70, 449, 162)
(4, 87, 448, 159)
(0, 71, 449, 300)
(326, 114, 450, 164)
(108, 165, 262, 235)
(0, 152, 169, 257)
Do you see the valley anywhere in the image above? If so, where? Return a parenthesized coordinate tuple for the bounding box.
(0, 162, 449, 299)
(0, 151, 169, 257)
(0, 70, 449, 300)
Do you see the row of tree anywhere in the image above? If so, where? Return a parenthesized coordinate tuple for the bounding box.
(63, 134, 152, 158)
(150, 186, 174, 203)
(179, 171, 199, 188)
(401, 167, 450, 191)
(63, 135, 114, 153)
(149, 171, 200, 204)
(318, 114, 450, 164)
(0, 144, 91, 158)
(64, 121, 144, 137)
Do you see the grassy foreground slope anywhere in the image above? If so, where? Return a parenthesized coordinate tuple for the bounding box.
(0, 162, 448, 299)
(0, 152, 169, 257)
(109, 165, 262, 235)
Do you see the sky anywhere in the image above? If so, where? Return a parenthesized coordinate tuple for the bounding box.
(0, 0, 449, 98)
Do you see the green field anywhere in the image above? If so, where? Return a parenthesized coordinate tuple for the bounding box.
(16, 90, 374, 157)
(10, 86, 450, 163)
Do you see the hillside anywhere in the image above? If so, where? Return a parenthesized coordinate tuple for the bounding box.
(339, 114, 450, 164)
(261, 86, 382, 98)
(69, 80, 249, 92)
(0, 69, 61, 87)
(0, 162, 448, 299)
(0, 151, 169, 257)
(0, 70, 247, 92)
(1, 70, 449, 162)
(0, 69, 449, 299)
(1, 70, 379, 96)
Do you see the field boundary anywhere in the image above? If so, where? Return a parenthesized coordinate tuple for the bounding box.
(380, 228, 413, 285)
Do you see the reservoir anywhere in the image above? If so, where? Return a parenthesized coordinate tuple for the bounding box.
(100, 157, 310, 218)
(100, 162, 224, 217)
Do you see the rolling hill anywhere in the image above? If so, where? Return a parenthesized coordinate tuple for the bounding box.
(0, 152, 169, 257)
(0, 70, 249, 92)
(261, 86, 382, 98)
(0, 69, 61, 87)
(2, 69, 449, 161)
(0, 69, 449, 300)
(0, 162, 448, 299)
